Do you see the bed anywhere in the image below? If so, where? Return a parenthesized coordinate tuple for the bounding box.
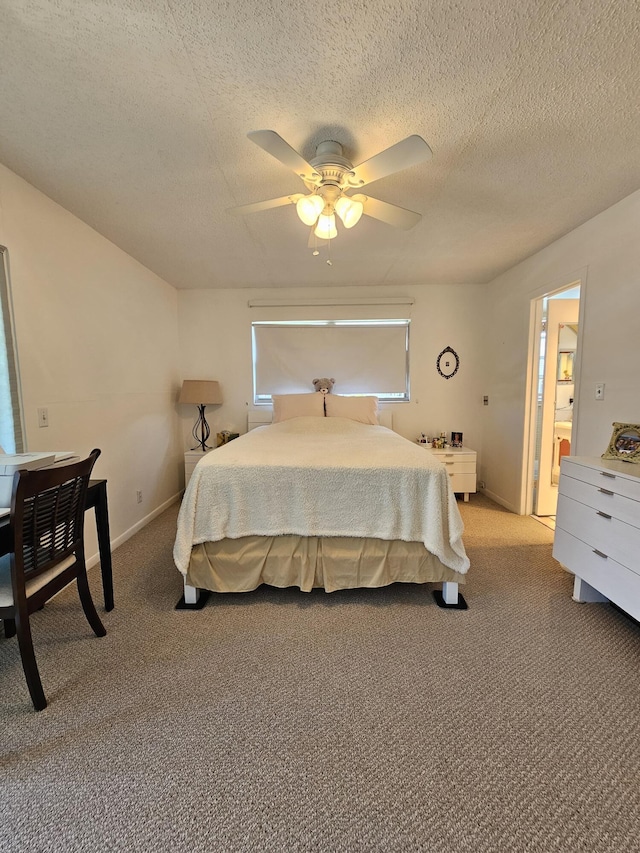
(173, 398, 470, 609)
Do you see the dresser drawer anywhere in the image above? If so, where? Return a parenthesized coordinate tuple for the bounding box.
(561, 458, 640, 503)
(559, 474, 640, 530)
(553, 527, 640, 620)
(447, 472, 476, 493)
(431, 451, 476, 464)
(556, 494, 640, 574)
(424, 446, 476, 496)
(438, 460, 476, 475)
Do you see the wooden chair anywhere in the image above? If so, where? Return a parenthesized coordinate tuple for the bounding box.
(0, 449, 106, 711)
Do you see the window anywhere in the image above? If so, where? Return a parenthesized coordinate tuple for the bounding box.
(0, 247, 24, 453)
(252, 319, 410, 404)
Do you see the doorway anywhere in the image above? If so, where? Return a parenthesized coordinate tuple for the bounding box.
(527, 283, 582, 519)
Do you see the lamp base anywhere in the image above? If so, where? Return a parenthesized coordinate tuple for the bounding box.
(192, 404, 212, 452)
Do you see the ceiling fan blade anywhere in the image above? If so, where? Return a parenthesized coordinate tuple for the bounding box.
(247, 130, 319, 182)
(228, 193, 303, 216)
(360, 195, 422, 230)
(350, 135, 432, 187)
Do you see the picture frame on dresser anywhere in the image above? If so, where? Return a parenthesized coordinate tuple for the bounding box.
(601, 422, 640, 463)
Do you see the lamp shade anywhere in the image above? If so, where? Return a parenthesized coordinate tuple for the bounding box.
(296, 193, 324, 226)
(335, 195, 364, 228)
(178, 380, 223, 405)
(314, 213, 337, 240)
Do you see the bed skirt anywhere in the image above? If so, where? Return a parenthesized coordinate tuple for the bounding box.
(185, 535, 466, 594)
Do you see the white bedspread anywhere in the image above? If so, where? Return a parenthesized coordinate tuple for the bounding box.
(173, 417, 469, 575)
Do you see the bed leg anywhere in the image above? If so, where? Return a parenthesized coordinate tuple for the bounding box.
(433, 581, 468, 610)
(175, 580, 211, 610)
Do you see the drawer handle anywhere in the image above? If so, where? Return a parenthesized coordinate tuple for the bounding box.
(592, 549, 608, 559)
(598, 488, 614, 496)
(596, 511, 612, 520)
(600, 471, 616, 479)
(444, 454, 454, 458)
(444, 461, 454, 465)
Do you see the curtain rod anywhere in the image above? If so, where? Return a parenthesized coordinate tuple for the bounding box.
(248, 297, 415, 308)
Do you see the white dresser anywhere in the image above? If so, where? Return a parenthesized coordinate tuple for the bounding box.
(553, 456, 640, 621)
(421, 446, 477, 501)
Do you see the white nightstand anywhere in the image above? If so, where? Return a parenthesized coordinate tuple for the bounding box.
(421, 445, 477, 501)
(184, 448, 214, 487)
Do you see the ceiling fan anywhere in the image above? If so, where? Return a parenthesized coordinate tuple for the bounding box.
(228, 130, 432, 244)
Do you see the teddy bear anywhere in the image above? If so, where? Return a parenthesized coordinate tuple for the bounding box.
(312, 377, 335, 395)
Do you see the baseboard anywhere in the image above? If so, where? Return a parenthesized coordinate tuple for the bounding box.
(86, 492, 182, 570)
(480, 488, 519, 515)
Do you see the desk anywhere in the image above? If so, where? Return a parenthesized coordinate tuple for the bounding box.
(0, 479, 114, 612)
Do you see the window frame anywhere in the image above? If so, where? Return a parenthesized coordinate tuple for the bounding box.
(251, 318, 411, 405)
(0, 246, 25, 453)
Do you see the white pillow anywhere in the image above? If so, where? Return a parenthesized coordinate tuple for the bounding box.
(324, 394, 379, 425)
(272, 393, 325, 422)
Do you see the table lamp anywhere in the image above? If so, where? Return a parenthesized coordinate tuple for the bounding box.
(178, 380, 223, 451)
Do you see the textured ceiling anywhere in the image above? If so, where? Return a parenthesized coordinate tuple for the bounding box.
(1, 0, 639, 290)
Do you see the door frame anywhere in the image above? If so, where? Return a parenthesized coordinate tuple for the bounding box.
(535, 298, 580, 515)
(522, 278, 586, 516)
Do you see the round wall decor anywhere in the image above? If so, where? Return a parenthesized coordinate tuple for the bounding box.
(436, 346, 459, 379)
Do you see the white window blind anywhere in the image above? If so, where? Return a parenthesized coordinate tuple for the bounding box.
(252, 320, 410, 402)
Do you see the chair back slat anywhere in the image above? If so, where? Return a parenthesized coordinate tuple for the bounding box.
(11, 450, 101, 583)
(21, 476, 86, 573)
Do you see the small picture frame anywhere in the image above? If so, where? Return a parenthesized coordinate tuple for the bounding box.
(602, 422, 640, 463)
(451, 432, 463, 448)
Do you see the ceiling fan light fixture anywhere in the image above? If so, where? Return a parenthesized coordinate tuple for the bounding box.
(335, 195, 364, 229)
(234, 131, 431, 244)
(314, 213, 337, 240)
(296, 193, 324, 226)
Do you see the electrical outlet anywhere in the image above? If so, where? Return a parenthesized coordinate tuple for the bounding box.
(595, 383, 605, 400)
(37, 407, 49, 428)
(136, 490, 143, 504)
(478, 480, 486, 490)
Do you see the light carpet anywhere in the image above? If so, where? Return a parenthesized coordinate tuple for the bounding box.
(1, 495, 639, 852)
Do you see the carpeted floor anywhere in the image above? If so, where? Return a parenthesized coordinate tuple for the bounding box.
(1, 494, 639, 852)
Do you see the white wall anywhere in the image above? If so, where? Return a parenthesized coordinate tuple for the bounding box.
(6, 160, 637, 539)
(177, 284, 488, 460)
(0, 164, 182, 559)
(483, 188, 640, 512)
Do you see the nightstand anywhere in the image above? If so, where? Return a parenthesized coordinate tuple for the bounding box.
(184, 448, 214, 487)
(421, 445, 477, 501)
